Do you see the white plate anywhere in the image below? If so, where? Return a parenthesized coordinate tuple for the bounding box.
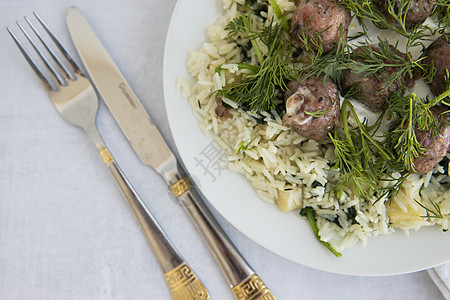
(163, 0, 450, 276)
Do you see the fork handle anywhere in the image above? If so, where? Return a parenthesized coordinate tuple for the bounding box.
(98, 147, 210, 300)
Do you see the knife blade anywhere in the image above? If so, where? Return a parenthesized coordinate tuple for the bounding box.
(66, 6, 275, 300)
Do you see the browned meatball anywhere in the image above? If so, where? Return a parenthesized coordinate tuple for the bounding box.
(412, 106, 450, 174)
(291, 0, 351, 53)
(215, 97, 230, 120)
(282, 76, 341, 141)
(373, 0, 435, 29)
(341, 44, 415, 111)
(424, 35, 450, 97)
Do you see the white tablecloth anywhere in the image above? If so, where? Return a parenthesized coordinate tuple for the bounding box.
(0, 1, 448, 299)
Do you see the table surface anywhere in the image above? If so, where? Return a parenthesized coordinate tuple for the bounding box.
(0, 1, 445, 299)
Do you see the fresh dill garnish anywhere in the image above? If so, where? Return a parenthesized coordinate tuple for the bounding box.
(215, 63, 258, 74)
(304, 108, 332, 118)
(414, 199, 444, 219)
(385, 89, 450, 172)
(214, 12, 299, 112)
(338, 0, 418, 37)
(294, 26, 352, 89)
(328, 99, 394, 199)
(432, 0, 450, 31)
(344, 41, 410, 91)
(300, 207, 342, 257)
(268, 0, 289, 31)
(375, 173, 410, 204)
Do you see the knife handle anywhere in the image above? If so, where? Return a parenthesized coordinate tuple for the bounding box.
(98, 147, 210, 300)
(167, 165, 276, 300)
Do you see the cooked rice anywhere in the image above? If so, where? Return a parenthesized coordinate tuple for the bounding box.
(180, 0, 450, 252)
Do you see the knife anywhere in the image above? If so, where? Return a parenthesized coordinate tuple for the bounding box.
(66, 6, 275, 300)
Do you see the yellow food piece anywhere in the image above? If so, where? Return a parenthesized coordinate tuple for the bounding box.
(276, 188, 302, 212)
(387, 199, 428, 230)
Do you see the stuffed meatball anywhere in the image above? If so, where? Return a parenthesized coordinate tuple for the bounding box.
(412, 106, 450, 174)
(423, 35, 450, 97)
(341, 44, 416, 110)
(283, 75, 341, 141)
(373, 0, 436, 29)
(290, 0, 351, 53)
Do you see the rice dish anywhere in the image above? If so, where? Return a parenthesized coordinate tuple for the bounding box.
(178, 0, 450, 254)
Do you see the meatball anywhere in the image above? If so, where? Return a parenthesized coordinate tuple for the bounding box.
(341, 44, 415, 111)
(215, 97, 230, 120)
(424, 35, 450, 97)
(291, 0, 351, 54)
(373, 0, 435, 29)
(412, 106, 450, 174)
(282, 76, 341, 141)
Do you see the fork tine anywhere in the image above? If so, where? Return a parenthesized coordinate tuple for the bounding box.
(16, 20, 66, 87)
(24, 16, 75, 81)
(33, 12, 82, 76)
(7, 26, 55, 91)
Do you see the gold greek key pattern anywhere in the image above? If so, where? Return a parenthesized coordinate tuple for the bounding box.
(232, 274, 276, 300)
(169, 177, 193, 198)
(99, 148, 113, 164)
(164, 262, 210, 300)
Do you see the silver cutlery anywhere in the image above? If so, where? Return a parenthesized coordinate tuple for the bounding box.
(66, 7, 275, 300)
(7, 13, 209, 300)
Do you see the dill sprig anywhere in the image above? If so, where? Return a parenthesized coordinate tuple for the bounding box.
(415, 199, 444, 219)
(432, 0, 450, 31)
(304, 108, 332, 118)
(225, 13, 265, 63)
(338, 0, 419, 37)
(387, 93, 429, 172)
(215, 13, 299, 112)
(296, 27, 352, 87)
(328, 99, 393, 199)
(385, 89, 450, 172)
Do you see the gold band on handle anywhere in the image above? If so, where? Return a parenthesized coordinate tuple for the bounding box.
(232, 274, 276, 300)
(99, 148, 113, 164)
(169, 177, 193, 198)
(164, 262, 210, 300)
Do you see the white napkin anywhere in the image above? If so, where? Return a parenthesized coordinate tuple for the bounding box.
(428, 263, 450, 299)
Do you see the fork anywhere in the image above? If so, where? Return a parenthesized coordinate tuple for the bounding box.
(7, 13, 210, 300)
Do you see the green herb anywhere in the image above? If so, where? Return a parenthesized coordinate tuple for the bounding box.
(215, 13, 299, 112)
(432, 0, 450, 31)
(328, 99, 393, 199)
(375, 173, 409, 204)
(225, 13, 265, 63)
(300, 207, 342, 257)
(385, 89, 450, 172)
(338, 0, 416, 37)
(215, 63, 258, 74)
(235, 140, 249, 156)
(386, 93, 430, 172)
(304, 108, 332, 118)
(414, 199, 444, 219)
(268, 0, 289, 31)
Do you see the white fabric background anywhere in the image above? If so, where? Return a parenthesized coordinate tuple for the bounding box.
(0, 1, 447, 299)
